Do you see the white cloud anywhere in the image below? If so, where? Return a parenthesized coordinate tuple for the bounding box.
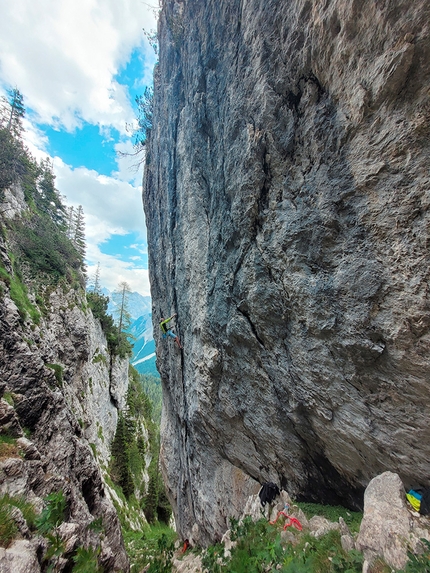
(53, 157, 146, 235)
(87, 257, 150, 295)
(0, 0, 158, 131)
(0, 1, 155, 297)
(53, 157, 149, 295)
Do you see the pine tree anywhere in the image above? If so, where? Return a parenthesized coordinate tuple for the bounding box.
(37, 158, 66, 225)
(0, 88, 25, 139)
(66, 206, 75, 239)
(114, 281, 132, 334)
(90, 262, 101, 294)
(69, 205, 86, 276)
(110, 414, 134, 498)
(72, 205, 86, 259)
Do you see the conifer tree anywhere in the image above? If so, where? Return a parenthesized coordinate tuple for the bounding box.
(37, 158, 66, 225)
(0, 88, 25, 139)
(114, 281, 132, 334)
(66, 206, 75, 239)
(90, 262, 101, 294)
(110, 414, 134, 498)
(72, 205, 86, 259)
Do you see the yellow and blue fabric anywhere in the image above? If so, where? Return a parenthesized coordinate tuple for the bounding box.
(406, 490, 422, 512)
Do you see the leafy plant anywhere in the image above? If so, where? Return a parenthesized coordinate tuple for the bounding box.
(88, 517, 104, 534)
(0, 264, 40, 324)
(147, 532, 175, 573)
(72, 546, 103, 573)
(201, 543, 227, 573)
(2, 391, 14, 406)
(124, 524, 176, 573)
(36, 491, 67, 534)
(44, 531, 65, 566)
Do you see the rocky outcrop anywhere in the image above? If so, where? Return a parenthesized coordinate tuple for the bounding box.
(357, 471, 430, 571)
(171, 472, 429, 572)
(0, 240, 130, 571)
(143, 0, 430, 545)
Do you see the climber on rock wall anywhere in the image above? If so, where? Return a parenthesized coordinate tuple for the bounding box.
(159, 313, 182, 349)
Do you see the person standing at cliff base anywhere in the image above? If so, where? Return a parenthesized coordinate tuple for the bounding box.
(159, 314, 182, 349)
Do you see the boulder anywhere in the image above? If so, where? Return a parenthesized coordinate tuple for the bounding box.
(0, 539, 41, 573)
(356, 472, 420, 569)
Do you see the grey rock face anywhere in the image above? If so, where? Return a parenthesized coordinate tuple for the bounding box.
(0, 539, 42, 573)
(0, 257, 130, 570)
(143, 0, 430, 544)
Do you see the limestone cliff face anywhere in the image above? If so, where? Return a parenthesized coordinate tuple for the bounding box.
(0, 232, 130, 571)
(143, 0, 430, 545)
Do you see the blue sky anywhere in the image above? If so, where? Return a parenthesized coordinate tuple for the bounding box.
(0, 0, 158, 295)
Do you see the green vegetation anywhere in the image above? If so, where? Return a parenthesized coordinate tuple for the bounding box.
(0, 104, 87, 345)
(72, 546, 103, 573)
(404, 539, 430, 572)
(0, 91, 86, 324)
(134, 87, 153, 151)
(0, 499, 18, 548)
(107, 366, 173, 571)
(35, 491, 67, 534)
(2, 391, 14, 406)
(199, 516, 363, 573)
(108, 365, 167, 520)
(297, 502, 363, 533)
(92, 352, 107, 365)
(0, 261, 40, 323)
(123, 523, 176, 573)
(32, 491, 108, 572)
(46, 363, 64, 386)
(87, 291, 132, 358)
(97, 423, 104, 442)
(0, 494, 37, 547)
(88, 517, 104, 534)
(140, 373, 162, 425)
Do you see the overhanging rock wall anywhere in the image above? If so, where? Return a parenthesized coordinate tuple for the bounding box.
(143, 0, 430, 545)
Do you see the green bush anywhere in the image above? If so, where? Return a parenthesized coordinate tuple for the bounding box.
(72, 546, 103, 573)
(124, 525, 176, 573)
(200, 517, 364, 573)
(88, 517, 104, 534)
(36, 491, 67, 534)
(0, 263, 41, 324)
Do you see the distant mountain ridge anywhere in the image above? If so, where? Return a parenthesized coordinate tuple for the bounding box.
(99, 288, 158, 377)
(101, 287, 151, 321)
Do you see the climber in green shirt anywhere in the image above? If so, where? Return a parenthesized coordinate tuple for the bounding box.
(159, 314, 182, 349)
